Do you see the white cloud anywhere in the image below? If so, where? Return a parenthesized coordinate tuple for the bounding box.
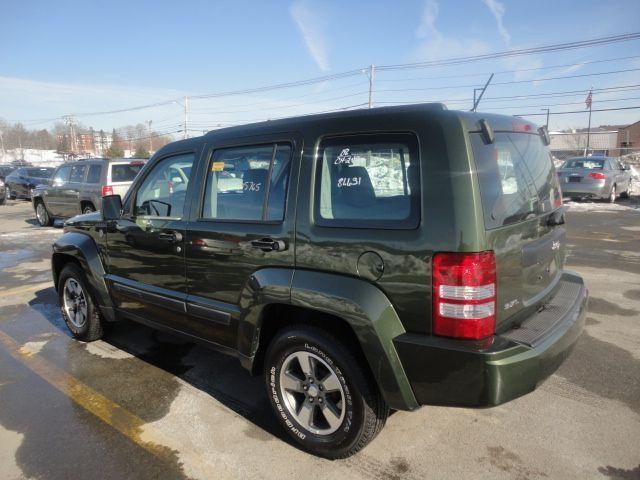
(290, 1, 330, 72)
(412, 1, 490, 61)
(481, 0, 511, 46)
(415, 0, 441, 40)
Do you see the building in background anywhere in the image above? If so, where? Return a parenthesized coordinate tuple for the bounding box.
(617, 120, 640, 157)
(549, 129, 619, 160)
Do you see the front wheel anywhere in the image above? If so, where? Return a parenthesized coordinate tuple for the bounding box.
(58, 263, 104, 341)
(35, 201, 53, 226)
(264, 325, 388, 459)
(608, 184, 617, 203)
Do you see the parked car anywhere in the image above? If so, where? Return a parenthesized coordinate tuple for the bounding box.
(32, 158, 146, 226)
(0, 176, 6, 205)
(0, 165, 16, 181)
(557, 156, 633, 202)
(51, 105, 587, 458)
(4, 167, 55, 200)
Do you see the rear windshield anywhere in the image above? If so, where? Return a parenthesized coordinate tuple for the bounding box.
(471, 132, 561, 230)
(26, 168, 54, 179)
(562, 158, 604, 169)
(110, 163, 143, 183)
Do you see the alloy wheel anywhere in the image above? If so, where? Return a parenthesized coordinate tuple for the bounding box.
(63, 278, 88, 328)
(36, 203, 47, 225)
(279, 351, 346, 435)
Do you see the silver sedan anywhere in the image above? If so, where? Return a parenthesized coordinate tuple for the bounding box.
(557, 157, 633, 203)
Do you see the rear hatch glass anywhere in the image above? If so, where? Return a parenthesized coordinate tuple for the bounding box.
(109, 163, 144, 183)
(471, 131, 564, 329)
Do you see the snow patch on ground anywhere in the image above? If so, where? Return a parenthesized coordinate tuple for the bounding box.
(564, 199, 640, 213)
(19, 340, 49, 357)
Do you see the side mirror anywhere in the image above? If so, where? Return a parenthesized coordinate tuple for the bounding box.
(102, 194, 122, 220)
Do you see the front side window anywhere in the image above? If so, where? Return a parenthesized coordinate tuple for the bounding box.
(53, 165, 72, 185)
(202, 143, 291, 221)
(69, 164, 87, 183)
(314, 133, 420, 229)
(135, 153, 194, 219)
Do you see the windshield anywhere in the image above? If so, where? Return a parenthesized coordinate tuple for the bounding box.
(26, 168, 54, 179)
(472, 132, 561, 229)
(562, 158, 604, 169)
(110, 163, 144, 182)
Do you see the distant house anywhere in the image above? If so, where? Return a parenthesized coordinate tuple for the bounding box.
(617, 120, 640, 157)
(549, 130, 618, 160)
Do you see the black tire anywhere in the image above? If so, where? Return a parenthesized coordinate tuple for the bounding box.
(35, 200, 53, 226)
(9, 190, 16, 200)
(264, 325, 389, 459)
(57, 263, 104, 342)
(620, 180, 631, 199)
(0, 195, 5, 205)
(608, 184, 616, 203)
(82, 203, 96, 214)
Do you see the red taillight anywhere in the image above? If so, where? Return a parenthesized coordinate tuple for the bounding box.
(102, 185, 114, 197)
(130, 161, 144, 166)
(432, 251, 496, 340)
(588, 172, 606, 180)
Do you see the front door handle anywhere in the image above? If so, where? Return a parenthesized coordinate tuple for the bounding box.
(158, 231, 183, 243)
(251, 238, 286, 252)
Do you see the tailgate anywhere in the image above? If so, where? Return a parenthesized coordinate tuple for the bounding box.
(470, 128, 564, 329)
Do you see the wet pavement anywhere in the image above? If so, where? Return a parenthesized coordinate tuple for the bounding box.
(0, 198, 639, 480)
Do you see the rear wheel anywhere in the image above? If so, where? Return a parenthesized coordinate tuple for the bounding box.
(608, 184, 616, 203)
(58, 263, 104, 341)
(35, 200, 53, 226)
(82, 203, 96, 214)
(621, 180, 631, 199)
(264, 325, 388, 459)
(9, 190, 16, 200)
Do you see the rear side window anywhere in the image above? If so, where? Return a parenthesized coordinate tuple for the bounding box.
(314, 133, 420, 229)
(110, 163, 143, 183)
(472, 132, 561, 229)
(202, 143, 291, 221)
(69, 164, 86, 183)
(86, 164, 102, 184)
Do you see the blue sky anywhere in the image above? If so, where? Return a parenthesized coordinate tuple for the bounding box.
(1, 0, 640, 135)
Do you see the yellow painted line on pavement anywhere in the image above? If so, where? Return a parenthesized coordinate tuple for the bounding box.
(0, 330, 178, 463)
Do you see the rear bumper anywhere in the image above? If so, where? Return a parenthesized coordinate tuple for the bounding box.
(394, 272, 587, 407)
(561, 181, 609, 198)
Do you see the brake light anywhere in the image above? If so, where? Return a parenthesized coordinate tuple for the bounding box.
(102, 185, 114, 196)
(588, 172, 606, 180)
(432, 251, 496, 340)
(130, 161, 144, 166)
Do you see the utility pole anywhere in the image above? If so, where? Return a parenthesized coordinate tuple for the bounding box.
(183, 96, 189, 139)
(585, 88, 593, 155)
(367, 64, 375, 109)
(471, 73, 494, 112)
(147, 120, 153, 153)
(541, 108, 550, 129)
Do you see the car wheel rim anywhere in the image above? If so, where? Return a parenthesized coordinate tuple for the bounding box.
(84, 207, 93, 214)
(279, 351, 346, 436)
(36, 204, 46, 224)
(610, 187, 616, 202)
(63, 278, 88, 328)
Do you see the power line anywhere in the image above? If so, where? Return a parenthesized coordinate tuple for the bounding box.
(514, 105, 640, 116)
(376, 32, 640, 71)
(376, 54, 640, 83)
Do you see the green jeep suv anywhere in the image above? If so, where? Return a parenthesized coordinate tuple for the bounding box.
(51, 104, 587, 458)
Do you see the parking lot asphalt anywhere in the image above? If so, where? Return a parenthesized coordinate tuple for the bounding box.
(0, 198, 639, 480)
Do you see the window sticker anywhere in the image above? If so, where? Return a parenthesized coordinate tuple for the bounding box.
(212, 161, 225, 172)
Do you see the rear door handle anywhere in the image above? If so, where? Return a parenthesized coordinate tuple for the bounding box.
(251, 238, 286, 252)
(158, 231, 183, 243)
